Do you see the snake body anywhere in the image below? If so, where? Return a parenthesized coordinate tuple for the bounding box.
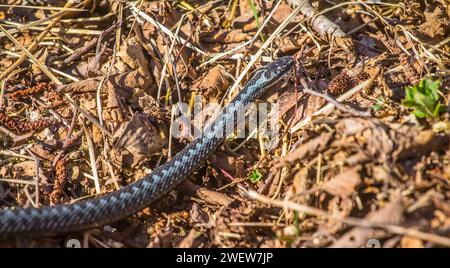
(0, 56, 294, 236)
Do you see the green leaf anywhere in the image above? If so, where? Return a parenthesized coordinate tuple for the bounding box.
(248, 168, 263, 183)
(402, 78, 444, 120)
(248, 0, 264, 41)
(372, 97, 385, 111)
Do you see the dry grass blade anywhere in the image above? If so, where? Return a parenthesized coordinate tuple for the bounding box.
(81, 120, 101, 195)
(0, 1, 80, 82)
(129, 2, 207, 56)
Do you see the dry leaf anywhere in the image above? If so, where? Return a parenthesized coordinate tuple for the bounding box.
(322, 167, 361, 197)
(417, 6, 449, 39)
(114, 113, 166, 168)
(330, 198, 404, 248)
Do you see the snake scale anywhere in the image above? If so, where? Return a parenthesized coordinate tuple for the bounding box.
(0, 56, 295, 236)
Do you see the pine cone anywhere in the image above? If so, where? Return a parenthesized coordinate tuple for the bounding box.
(328, 72, 354, 96)
(352, 72, 370, 84)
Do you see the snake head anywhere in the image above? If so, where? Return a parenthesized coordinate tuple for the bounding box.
(253, 56, 295, 87)
(267, 56, 295, 78)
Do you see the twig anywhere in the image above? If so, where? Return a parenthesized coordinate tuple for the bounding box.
(81, 120, 101, 195)
(290, 72, 377, 134)
(0, 126, 33, 143)
(23, 186, 37, 208)
(0, 50, 80, 82)
(0, 4, 86, 11)
(286, 0, 346, 39)
(96, 22, 119, 56)
(157, 13, 186, 105)
(63, 93, 113, 138)
(298, 76, 370, 117)
(3, 21, 102, 36)
(0, 25, 62, 85)
(63, 37, 98, 64)
(0, 149, 34, 160)
(52, 109, 78, 167)
(31, 96, 69, 127)
(0, 178, 36, 185)
(24, 148, 41, 208)
(0, 25, 112, 137)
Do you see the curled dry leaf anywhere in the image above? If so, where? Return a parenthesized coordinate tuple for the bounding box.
(321, 167, 361, 197)
(233, 12, 258, 33)
(114, 113, 166, 168)
(116, 37, 151, 77)
(189, 202, 210, 226)
(192, 65, 230, 99)
(393, 127, 449, 161)
(271, 2, 294, 26)
(417, 6, 449, 39)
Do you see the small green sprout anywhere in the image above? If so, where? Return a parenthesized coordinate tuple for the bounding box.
(248, 168, 263, 183)
(372, 97, 385, 111)
(402, 78, 445, 120)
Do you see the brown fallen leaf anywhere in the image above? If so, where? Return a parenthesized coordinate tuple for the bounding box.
(322, 167, 361, 197)
(274, 131, 334, 168)
(233, 12, 257, 33)
(417, 6, 449, 39)
(329, 197, 404, 248)
(270, 2, 294, 28)
(192, 65, 230, 98)
(116, 37, 151, 77)
(114, 113, 166, 168)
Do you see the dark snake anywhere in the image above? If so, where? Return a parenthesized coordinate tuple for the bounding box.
(0, 56, 295, 236)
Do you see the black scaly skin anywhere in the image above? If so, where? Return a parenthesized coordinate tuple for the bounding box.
(0, 56, 295, 236)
